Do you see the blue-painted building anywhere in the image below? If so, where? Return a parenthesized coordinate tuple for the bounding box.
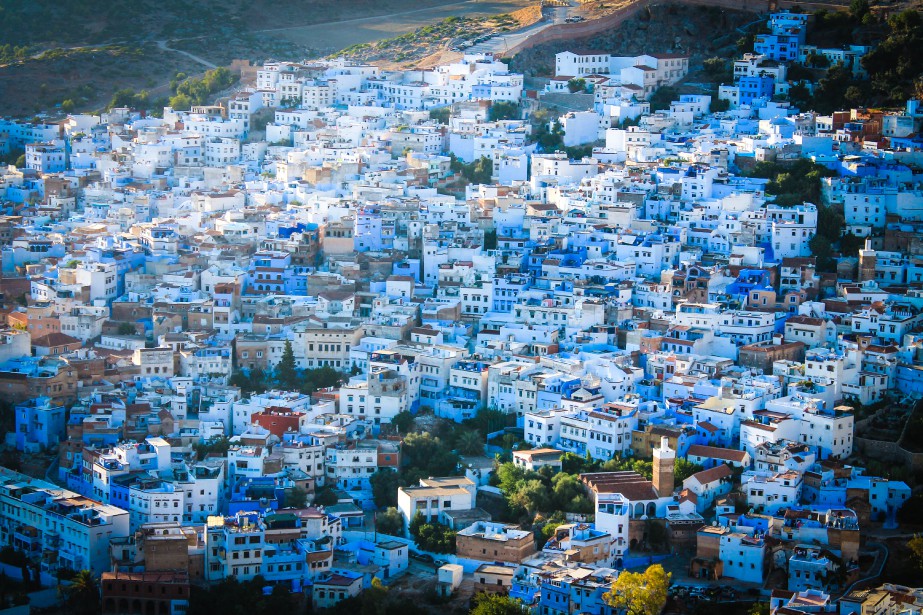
(228, 476, 286, 515)
(726, 269, 774, 305)
(14, 397, 66, 452)
(753, 34, 800, 62)
(738, 76, 775, 106)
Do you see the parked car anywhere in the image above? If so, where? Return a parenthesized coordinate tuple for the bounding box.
(410, 551, 434, 564)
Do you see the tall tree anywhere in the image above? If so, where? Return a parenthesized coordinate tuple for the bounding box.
(603, 564, 671, 615)
(63, 570, 99, 615)
(284, 486, 307, 509)
(457, 429, 485, 456)
(370, 469, 401, 508)
(375, 507, 404, 537)
(276, 340, 299, 390)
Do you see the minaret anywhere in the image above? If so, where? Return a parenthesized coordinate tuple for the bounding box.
(652, 436, 675, 497)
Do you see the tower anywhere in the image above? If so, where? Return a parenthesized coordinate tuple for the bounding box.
(858, 243, 876, 283)
(652, 436, 675, 497)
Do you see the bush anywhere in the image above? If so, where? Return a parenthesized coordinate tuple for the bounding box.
(409, 513, 456, 554)
(376, 507, 404, 537)
(488, 101, 520, 121)
(710, 97, 730, 113)
(649, 86, 678, 112)
(567, 78, 586, 93)
(370, 469, 401, 508)
(429, 107, 451, 124)
(313, 486, 339, 507)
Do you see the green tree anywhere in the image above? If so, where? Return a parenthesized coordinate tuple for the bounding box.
(391, 410, 414, 434)
(840, 232, 865, 256)
(457, 429, 484, 456)
(495, 462, 526, 493)
(709, 97, 730, 113)
(567, 78, 587, 93)
(415, 520, 456, 553)
(376, 507, 404, 537)
(461, 156, 493, 185)
(532, 115, 564, 152)
(813, 63, 855, 114)
(258, 583, 296, 615)
(357, 578, 390, 615)
(603, 564, 671, 615)
(275, 340, 299, 390)
(673, 458, 704, 483)
(736, 34, 755, 54)
(787, 81, 813, 110)
(909, 534, 923, 573)
(229, 367, 269, 394)
(469, 592, 525, 615)
(299, 365, 343, 394)
(550, 473, 593, 514)
(61, 99, 75, 113)
(805, 52, 830, 69)
(809, 235, 836, 273)
(863, 10, 923, 105)
(429, 106, 451, 124)
(314, 486, 339, 507)
(63, 570, 99, 615)
(649, 86, 678, 112)
(483, 228, 498, 250)
(508, 479, 549, 517)
(169, 93, 193, 111)
(703, 57, 732, 83)
(849, 0, 870, 21)
(402, 431, 460, 477)
(747, 159, 837, 207)
(488, 101, 520, 121)
(284, 486, 307, 508)
(750, 602, 771, 615)
(370, 469, 401, 508)
(193, 437, 231, 461)
(539, 518, 565, 546)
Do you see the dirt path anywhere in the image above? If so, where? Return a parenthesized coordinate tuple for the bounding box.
(252, 0, 532, 35)
(156, 40, 217, 70)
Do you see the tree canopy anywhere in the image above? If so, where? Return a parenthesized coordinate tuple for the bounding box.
(376, 507, 404, 537)
(469, 593, 526, 615)
(603, 564, 671, 615)
(63, 570, 99, 615)
(409, 512, 456, 553)
(488, 101, 521, 121)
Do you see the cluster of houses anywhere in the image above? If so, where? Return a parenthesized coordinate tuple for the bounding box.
(0, 7, 921, 613)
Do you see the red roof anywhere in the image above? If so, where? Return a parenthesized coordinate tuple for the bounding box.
(687, 444, 748, 463)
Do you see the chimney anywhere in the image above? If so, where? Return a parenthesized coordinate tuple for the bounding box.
(652, 435, 675, 498)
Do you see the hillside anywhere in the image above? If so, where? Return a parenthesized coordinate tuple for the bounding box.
(0, 0, 534, 117)
(508, 4, 760, 77)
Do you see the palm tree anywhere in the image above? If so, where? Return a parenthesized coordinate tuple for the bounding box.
(457, 429, 485, 456)
(64, 570, 99, 615)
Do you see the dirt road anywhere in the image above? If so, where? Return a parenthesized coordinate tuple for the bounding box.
(270, 0, 535, 51)
(156, 40, 217, 70)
